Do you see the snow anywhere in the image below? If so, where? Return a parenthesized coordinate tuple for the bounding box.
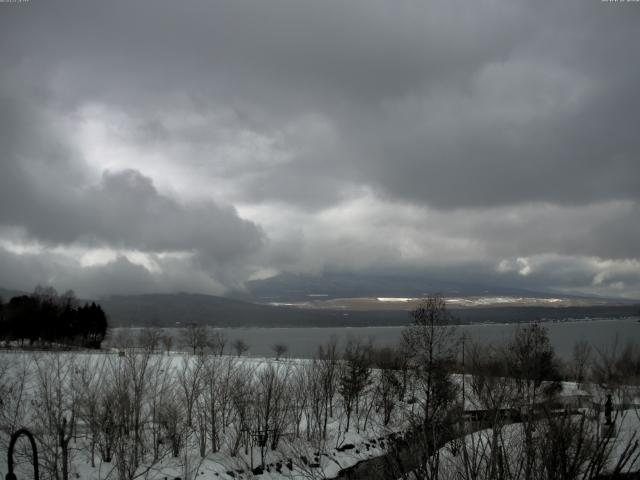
(1, 350, 639, 480)
(435, 411, 640, 479)
(0, 351, 406, 480)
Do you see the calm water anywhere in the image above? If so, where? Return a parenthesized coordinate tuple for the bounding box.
(113, 317, 640, 359)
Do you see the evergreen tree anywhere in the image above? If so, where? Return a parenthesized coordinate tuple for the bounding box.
(0, 288, 108, 349)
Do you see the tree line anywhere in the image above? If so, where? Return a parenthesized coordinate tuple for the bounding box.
(0, 286, 108, 349)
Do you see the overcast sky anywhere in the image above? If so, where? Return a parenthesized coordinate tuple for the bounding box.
(1, 0, 639, 299)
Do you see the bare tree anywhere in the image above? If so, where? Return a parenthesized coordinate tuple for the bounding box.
(159, 393, 186, 458)
(290, 364, 309, 438)
(303, 358, 326, 441)
(338, 339, 372, 433)
(179, 324, 210, 355)
(177, 354, 204, 429)
(107, 349, 155, 480)
(272, 343, 289, 360)
(137, 326, 163, 352)
(94, 376, 118, 464)
(77, 356, 110, 468)
(371, 348, 404, 426)
(229, 362, 256, 457)
(32, 353, 79, 480)
(201, 355, 240, 454)
(399, 295, 460, 480)
(507, 323, 561, 480)
(160, 333, 173, 354)
(316, 337, 340, 438)
(453, 341, 519, 480)
(508, 323, 560, 408)
(592, 338, 640, 407)
(180, 448, 206, 480)
(447, 335, 640, 480)
(233, 338, 250, 356)
(110, 328, 136, 351)
(145, 354, 175, 461)
(570, 339, 592, 384)
(0, 353, 30, 453)
(254, 362, 292, 465)
(209, 330, 228, 356)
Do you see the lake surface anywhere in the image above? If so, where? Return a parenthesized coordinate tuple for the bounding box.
(112, 317, 640, 359)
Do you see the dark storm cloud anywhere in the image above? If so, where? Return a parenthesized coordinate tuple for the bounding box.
(3, 0, 639, 207)
(0, 82, 265, 291)
(0, 0, 639, 296)
(83, 169, 264, 260)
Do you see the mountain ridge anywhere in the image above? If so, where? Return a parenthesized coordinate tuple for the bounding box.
(239, 272, 607, 302)
(98, 292, 639, 328)
(2, 279, 638, 328)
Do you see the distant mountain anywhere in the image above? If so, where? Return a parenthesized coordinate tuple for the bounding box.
(240, 272, 582, 302)
(99, 293, 410, 327)
(99, 292, 640, 328)
(2, 282, 638, 328)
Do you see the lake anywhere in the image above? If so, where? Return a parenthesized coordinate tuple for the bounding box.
(111, 317, 640, 359)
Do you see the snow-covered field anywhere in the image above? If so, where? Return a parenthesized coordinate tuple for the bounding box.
(1, 349, 638, 480)
(0, 350, 411, 480)
(437, 411, 640, 479)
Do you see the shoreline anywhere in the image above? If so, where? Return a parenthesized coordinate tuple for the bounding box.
(111, 315, 640, 330)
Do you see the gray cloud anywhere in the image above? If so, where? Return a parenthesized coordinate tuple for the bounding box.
(0, 247, 231, 298)
(0, 0, 639, 297)
(0, 82, 265, 293)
